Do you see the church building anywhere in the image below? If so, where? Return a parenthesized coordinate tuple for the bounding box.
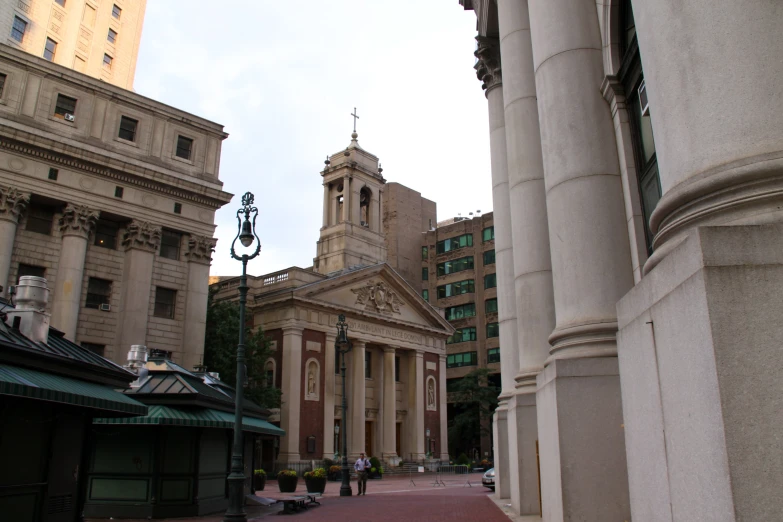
(212, 131, 454, 466)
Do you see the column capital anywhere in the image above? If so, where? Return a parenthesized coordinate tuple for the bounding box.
(58, 203, 99, 239)
(438, 353, 447, 362)
(281, 324, 304, 335)
(383, 346, 397, 354)
(352, 339, 366, 348)
(184, 235, 217, 264)
(0, 185, 29, 224)
(414, 349, 425, 357)
(122, 220, 162, 252)
(474, 35, 502, 93)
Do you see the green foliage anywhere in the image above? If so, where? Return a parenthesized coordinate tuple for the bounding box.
(329, 465, 342, 473)
(304, 468, 326, 479)
(277, 469, 297, 478)
(369, 456, 381, 470)
(448, 368, 500, 457)
(203, 288, 281, 408)
(253, 469, 266, 476)
(456, 453, 470, 466)
(323, 458, 334, 469)
(370, 467, 377, 473)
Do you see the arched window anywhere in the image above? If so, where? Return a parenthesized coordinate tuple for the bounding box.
(359, 187, 371, 228)
(619, 0, 660, 254)
(264, 358, 276, 388)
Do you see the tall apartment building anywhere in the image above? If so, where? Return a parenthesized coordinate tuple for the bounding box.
(0, 0, 146, 90)
(0, 44, 231, 370)
(420, 212, 499, 457)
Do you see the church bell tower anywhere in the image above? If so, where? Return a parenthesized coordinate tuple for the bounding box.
(314, 127, 387, 274)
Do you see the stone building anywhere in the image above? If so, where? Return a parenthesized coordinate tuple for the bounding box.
(0, 43, 231, 369)
(0, 0, 146, 90)
(420, 212, 500, 457)
(457, 1, 783, 521)
(212, 133, 453, 466)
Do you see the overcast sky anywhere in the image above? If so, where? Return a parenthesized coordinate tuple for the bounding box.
(135, 1, 492, 277)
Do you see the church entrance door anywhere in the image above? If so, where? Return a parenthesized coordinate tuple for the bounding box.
(365, 421, 373, 458)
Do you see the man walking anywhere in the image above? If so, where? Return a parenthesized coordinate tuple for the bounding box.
(354, 452, 371, 495)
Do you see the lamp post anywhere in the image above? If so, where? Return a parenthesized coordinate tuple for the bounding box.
(225, 192, 261, 522)
(335, 314, 353, 497)
(334, 423, 340, 458)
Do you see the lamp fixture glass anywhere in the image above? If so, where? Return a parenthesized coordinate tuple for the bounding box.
(239, 218, 254, 247)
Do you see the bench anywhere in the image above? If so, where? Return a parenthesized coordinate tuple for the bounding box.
(278, 493, 321, 514)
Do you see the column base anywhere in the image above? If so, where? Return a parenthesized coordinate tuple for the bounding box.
(508, 390, 541, 517)
(492, 401, 510, 500)
(536, 356, 630, 522)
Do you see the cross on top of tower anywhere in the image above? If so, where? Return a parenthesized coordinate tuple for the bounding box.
(351, 107, 360, 133)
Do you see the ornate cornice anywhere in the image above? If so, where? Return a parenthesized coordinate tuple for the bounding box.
(0, 185, 30, 224)
(0, 136, 231, 209)
(185, 235, 217, 264)
(122, 220, 162, 252)
(58, 204, 99, 238)
(474, 36, 502, 92)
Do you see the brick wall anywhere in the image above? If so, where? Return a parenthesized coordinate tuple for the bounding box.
(299, 329, 325, 458)
(424, 352, 441, 456)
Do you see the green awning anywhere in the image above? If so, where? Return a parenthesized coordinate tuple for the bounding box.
(94, 404, 285, 436)
(0, 364, 147, 416)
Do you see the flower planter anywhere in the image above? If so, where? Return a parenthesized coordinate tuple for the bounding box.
(327, 471, 342, 482)
(253, 474, 266, 491)
(305, 477, 327, 494)
(277, 475, 298, 493)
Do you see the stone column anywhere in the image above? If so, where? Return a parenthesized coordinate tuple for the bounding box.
(349, 340, 366, 459)
(182, 235, 216, 371)
(438, 354, 449, 462)
(381, 346, 397, 460)
(0, 186, 29, 296)
(475, 35, 521, 502)
(116, 221, 161, 366)
(342, 175, 351, 223)
(322, 332, 337, 459)
(280, 325, 303, 462)
(322, 182, 330, 228)
(51, 204, 99, 340)
(527, 0, 633, 519)
(408, 349, 425, 460)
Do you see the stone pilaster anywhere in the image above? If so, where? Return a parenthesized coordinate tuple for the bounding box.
(50, 204, 99, 340)
(438, 354, 449, 462)
(322, 182, 330, 228)
(408, 349, 425, 461)
(342, 175, 351, 223)
(0, 186, 29, 296)
(381, 346, 397, 460)
(280, 325, 304, 462)
(115, 220, 161, 365)
(349, 340, 366, 460)
(181, 235, 216, 371)
(322, 332, 337, 459)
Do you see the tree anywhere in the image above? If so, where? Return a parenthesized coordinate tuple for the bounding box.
(203, 288, 281, 409)
(447, 368, 500, 458)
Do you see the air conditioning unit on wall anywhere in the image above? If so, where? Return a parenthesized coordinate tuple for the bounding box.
(99, 303, 111, 312)
(64, 113, 75, 122)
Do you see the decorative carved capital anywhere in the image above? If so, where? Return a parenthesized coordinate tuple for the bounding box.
(122, 220, 162, 252)
(396, 409, 407, 422)
(58, 204, 99, 238)
(474, 36, 502, 92)
(351, 280, 404, 316)
(365, 408, 379, 420)
(185, 235, 217, 264)
(0, 185, 30, 223)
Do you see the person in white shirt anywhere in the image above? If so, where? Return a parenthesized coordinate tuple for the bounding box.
(354, 452, 372, 495)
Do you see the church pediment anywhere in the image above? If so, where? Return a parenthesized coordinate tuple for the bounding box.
(293, 264, 453, 334)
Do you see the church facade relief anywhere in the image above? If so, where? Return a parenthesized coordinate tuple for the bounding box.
(426, 375, 437, 411)
(351, 280, 404, 315)
(304, 358, 320, 402)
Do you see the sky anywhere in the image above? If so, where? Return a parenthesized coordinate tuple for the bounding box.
(134, 1, 492, 277)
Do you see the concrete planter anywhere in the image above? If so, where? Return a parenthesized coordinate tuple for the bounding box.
(277, 475, 298, 493)
(305, 477, 326, 494)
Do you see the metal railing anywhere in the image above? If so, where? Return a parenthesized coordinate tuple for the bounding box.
(272, 460, 325, 477)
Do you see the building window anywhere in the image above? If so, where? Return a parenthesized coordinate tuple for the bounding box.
(422, 267, 428, 281)
(484, 273, 497, 289)
(422, 246, 428, 260)
(114, 186, 124, 198)
(43, 38, 57, 61)
(154, 287, 177, 319)
(437, 279, 474, 299)
(445, 303, 476, 321)
(54, 0, 66, 6)
(85, 277, 112, 309)
(487, 348, 500, 364)
(107, 28, 117, 44)
(446, 327, 477, 345)
(176, 135, 193, 160)
(159, 230, 182, 260)
(446, 351, 477, 368)
(0, 73, 6, 98)
(103, 53, 113, 69)
(483, 249, 495, 265)
(173, 203, 182, 214)
(54, 94, 77, 120)
(482, 227, 495, 242)
(25, 204, 55, 235)
(112, 4, 122, 19)
(264, 359, 275, 388)
(48, 168, 59, 180)
(118, 116, 138, 141)
(17, 264, 45, 282)
(94, 220, 119, 249)
(436, 256, 474, 277)
(395, 356, 400, 382)
(11, 16, 27, 43)
(436, 233, 473, 254)
(150, 348, 172, 359)
(365, 351, 372, 379)
(81, 342, 105, 356)
(422, 289, 429, 301)
(485, 298, 498, 314)
(486, 322, 499, 338)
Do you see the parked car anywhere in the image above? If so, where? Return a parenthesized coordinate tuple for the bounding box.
(482, 468, 495, 490)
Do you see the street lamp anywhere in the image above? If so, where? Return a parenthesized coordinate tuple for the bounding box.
(225, 192, 261, 522)
(334, 423, 340, 457)
(336, 314, 353, 497)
